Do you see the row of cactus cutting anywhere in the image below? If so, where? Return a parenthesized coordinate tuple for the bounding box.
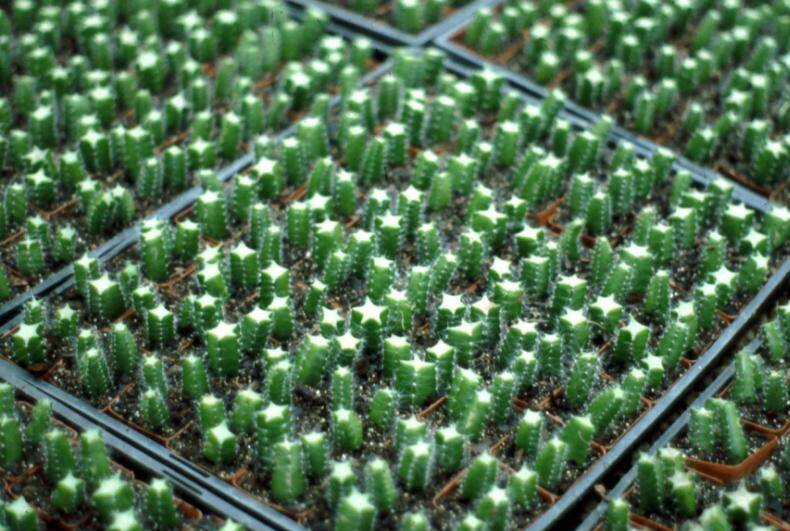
(604, 315, 789, 530)
(4, 48, 789, 530)
(0, 382, 244, 531)
(0, 0, 375, 300)
(463, 0, 789, 189)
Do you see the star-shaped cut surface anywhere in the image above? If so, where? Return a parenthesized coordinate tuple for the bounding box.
(723, 482, 762, 523)
(232, 241, 255, 260)
(14, 322, 41, 346)
(641, 354, 665, 374)
(5, 497, 35, 522)
(594, 294, 622, 315)
(209, 321, 236, 340)
(352, 298, 386, 325)
(89, 273, 116, 294)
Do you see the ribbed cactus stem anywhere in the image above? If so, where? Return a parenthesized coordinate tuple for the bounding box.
(722, 482, 762, 524)
(88, 274, 126, 322)
(16, 237, 45, 276)
(197, 190, 229, 241)
(296, 334, 330, 387)
(758, 464, 783, 503)
(142, 354, 168, 397)
(231, 389, 263, 435)
(80, 429, 111, 488)
(689, 406, 715, 455)
(4, 497, 39, 531)
(198, 394, 226, 431)
(53, 304, 78, 338)
(146, 479, 178, 529)
(370, 388, 396, 431)
(52, 472, 85, 514)
(588, 385, 624, 436)
(475, 487, 510, 531)
(0, 414, 23, 468)
(0, 384, 13, 417)
(331, 367, 355, 411)
(718, 399, 748, 464)
(271, 439, 306, 503)
(670, 471, 697, 518)
(395, 416, 428, 455)
(515, 409, 544, 462)
(108, 323, 139, 377)
(203, 421, 237, 465)
(535, 437, 568, 489)
(181, 355, 209, 401)
(255, 404, 292, 464)
(229, 242, 259, 292)
(461, 452, 498, 500)
(537, 333, 562, 378)
(637, 453, 664, 513)
(446, 321, 483, 367)
(620, 368, 647, 419)
(265, 359, 292, 406)
(732, 349, 758, 403)
(145, 304, 176, 349)
(588, 295, 623, 336)
(26, 398, 52, 445)
(383, 337, 410, 381)
(270, 297, 295, 342)
(508, 465, 537, 509)
(92, 473, 135, 521)
(365, 457, 397, 512)
(336, 489, 377, 531)
(395, 358, 436, 408)
(327, 460, 357, 509)
(78, 347, 112, 398)
(656, 319, 689, 372)
(566, 352, 598, 410)
(489, 371, 515, 424)
(762, 369, 788, 414)
(521, 255, 550, 299)
(459, 389, 491, 441)
(605, 498, 629, 531)
(12, 322, 45, 365)
(560, 415, 594, 466)
(140, 388, 170, 430)
(207, 321, 241, 376)
(333, 408, 363, 451)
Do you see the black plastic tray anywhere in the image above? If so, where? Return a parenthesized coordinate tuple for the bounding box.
(0, 15, 391, 328)
(1, 58, 787, 531)
(433, 0, 777, 208)
(0, 53, 392, 531)
(0, 355, 279, 531)
(0, 137, 313, 531)
(287, 0, 493, 46)
(436, 61, 771, 210)
(576, 337, 761, 531)
(526, 262, 787, 531)
(441, 60, 789, 531)
(0, 149, 260, 327)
